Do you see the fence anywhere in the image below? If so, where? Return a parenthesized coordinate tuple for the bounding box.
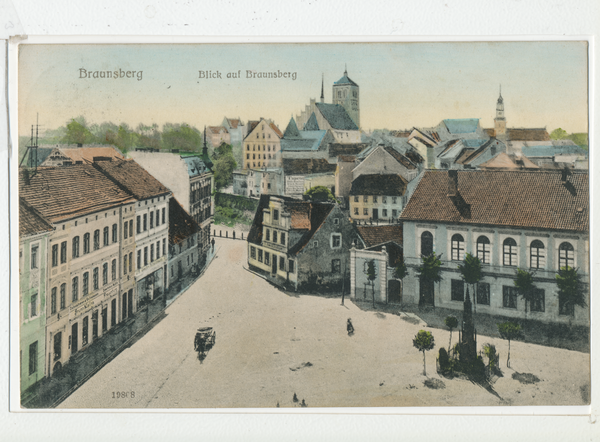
(213, 229, 246, 241)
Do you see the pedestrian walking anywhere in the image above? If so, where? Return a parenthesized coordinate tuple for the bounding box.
(211, 238, 215, 252)
(347, 318, 354, 335)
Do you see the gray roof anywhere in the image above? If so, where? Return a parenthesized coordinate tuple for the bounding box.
(280, 130, 327, 151)
(283, 117, 301, 139)
(182, 156, 211, 177)
(315, 103, 358, 131)
(334, 74, 358, 87)
(304, 112, 320, 131)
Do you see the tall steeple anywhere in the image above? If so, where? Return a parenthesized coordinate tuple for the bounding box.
(320, 73, 324, 103)
(494, 85, 506, 141)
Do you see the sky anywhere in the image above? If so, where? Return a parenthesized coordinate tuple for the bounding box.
(18, 42, 589, 136)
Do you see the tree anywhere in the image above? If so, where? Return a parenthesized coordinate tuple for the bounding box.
(457, 253, 482, 308)
(303, 185, 337, 203)
(497, 321, 521, 368)
(555, 266, 586, 317)
(444, 316, 458, 353)
(413, 330, 435, 376)
(514, 268, 535, 314)
(393, 258, 408, 303)
(366, 259, 377, 308)
(213, 154, 238, 190)
(62, 118, 95, 145)
(550, 128, 569, 140)
(416, 252, 442, 305)
(161, 123, 202, 151)
(212, 142, 234, 161)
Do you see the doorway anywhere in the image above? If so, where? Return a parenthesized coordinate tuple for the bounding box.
(419, 279, 435, 307)
(388, 279, 402, 304)
(372, 208, 378, 220)
(71, 323, 78, 354)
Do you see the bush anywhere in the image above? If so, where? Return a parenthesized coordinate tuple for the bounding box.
(438, 347, 451, 374)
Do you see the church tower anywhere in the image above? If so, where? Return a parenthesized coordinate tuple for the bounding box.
(332, 65, 360, 128)
(494, 86, 506, 140)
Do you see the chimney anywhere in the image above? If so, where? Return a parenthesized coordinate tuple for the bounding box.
(447, 170, 458, 197)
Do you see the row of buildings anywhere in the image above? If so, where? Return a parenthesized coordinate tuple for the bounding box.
(19, 147, 214, 399)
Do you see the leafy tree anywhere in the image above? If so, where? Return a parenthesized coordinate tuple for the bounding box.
(457, 253, 482, 307)
(416, 252, 442, 304)
(161, 123, 202, 151)
(497, 321, 521, 368)
(413, 330, 435, 376)
(303, 185, 337, 203)
(568, 133, 588, 150)
(444, 316, 458, 353)
(393, 258, 408, 303)
(514, 268, 535, 313)
(212, 142, 234, 161)
(213, 154, 237, 190)
(555, 266, 586, 317)
(366, 259, 377, 307)
(62, 118, 95, 145)
(550, 128, 568, 140)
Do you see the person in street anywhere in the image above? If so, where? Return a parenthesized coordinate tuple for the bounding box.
(211, 238, 215, 252)
(347, 318, 354, 335)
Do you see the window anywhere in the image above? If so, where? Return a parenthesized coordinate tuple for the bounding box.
(363, 196, 368, 203)
(60, 241, 67, 263)
(531, 288, 545, 312)
(558, 242, 574, 269)
(103, 226, 109, 246)
(137, 215, 141, 234)
(60, 284, 66, 310)
(266, 229, 270, 241)
(289, 260, 295, 273)
(265, 252, 270, 265)
(150, 211, 154, 229)
(29, 341, 37, 375)
(313, 241, 318, 248)
(502, 285, 518, 309)
(392, 197, 397, 204)
(503, 238, 518, 266)
(258, 249, 263, 263)
(451, 234, 465, 261)
(144, 247, 148, 266)
(30, 293, 38, 317)
(280, 256, 285, 271)
(82, 272, 89, 296)
(162, 208, 166, 225)
(382, 209, 388, 217)
(273, 231, 278, 243)
(382, 196, 387, 204)
(530, 240, 545, 269)
(392, 209, 398, 218)
(124, 222, 128, 239)
(93, 268, 99, 290)
(354, 207, 359, 215)
(137, 250, 141, 269)
(373, 196, 378, 203)
(156, 241, 160, 259)
(103, 263, 108, 285)
(112, 224, 118, 243)
(94, 230, 100, 250)
(476, 236, 491, 264)
(156, 210, 160, 226)
(451, 279, 464, 301)
(354, 196, 359, 202)
(477, 282, 490, 305)
(83, 233, 90, 254)
(82, 316, 88, 346)
(332, 234, 341, 249)
(31, 245, 39, 269)
(72, 277, 79, 302)
(331, 259, 341, 274)
(280, 233, 286, 245)
(273, 209, 279, 221)
(162, 239, 166, 257)
(363, 208, 368, 216)
(151, 244, 155, 262)
(129, 252, 133, 273)
(72, 236, 80, 258)
(51, 288, 57, 314)
(124, 254, 128, 275)
(143, 214, 147, 231)
(250, 246, 256, 259)
(111, 298, 117, 326)
(52, 244, 58, 267)
(112, 259, 116, 280)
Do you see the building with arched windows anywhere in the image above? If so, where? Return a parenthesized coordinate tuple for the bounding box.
(399, 169, 589, 327)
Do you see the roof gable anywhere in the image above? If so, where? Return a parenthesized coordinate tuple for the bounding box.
(315, 103, 359, 131)
(304, 112, 320, 131)
(283, 117, 301, 139)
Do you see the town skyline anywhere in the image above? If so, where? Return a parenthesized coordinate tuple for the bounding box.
(18, 42, 589, 137)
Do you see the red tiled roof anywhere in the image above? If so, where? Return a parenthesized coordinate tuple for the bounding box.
(93, 158, 170, 200)
(400, 170, 588, 232)
(355, 225, 403, 248)
(19, 165, 135, 223)
(59, 146, 124, 164)
(208, 126, 228, 134)
(19, 197, 53, 237)
(479, 152, 539, 170)
(269, 123, 283, 138)
(288, 202, 311, 229)
(169, 198, 199, 244)
(227, 118, 241, 129)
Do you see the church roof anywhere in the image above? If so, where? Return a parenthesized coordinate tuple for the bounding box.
(280, 130, 327, 151)
(283, 117, 301, 139)
(315, 103, 359, 131)
(304, 112, 320, 131)
(443, 119, 480, 134)
(334, 73, 358, 87)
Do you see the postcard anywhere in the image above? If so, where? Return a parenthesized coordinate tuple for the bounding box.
(13, 41, 590, 411)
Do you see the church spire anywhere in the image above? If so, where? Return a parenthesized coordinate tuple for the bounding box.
(320, 73, 324, 103)
(344, 63, 348, 76)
